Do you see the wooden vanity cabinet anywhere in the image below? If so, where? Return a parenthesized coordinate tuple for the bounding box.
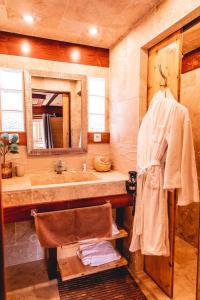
(4, 193, 133, 281)
(56, 227, 128, 281)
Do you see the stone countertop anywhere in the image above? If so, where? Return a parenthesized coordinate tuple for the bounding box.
(2, 170, 128, 208)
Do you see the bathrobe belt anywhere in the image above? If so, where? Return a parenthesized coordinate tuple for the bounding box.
(136, 160, 161, 236)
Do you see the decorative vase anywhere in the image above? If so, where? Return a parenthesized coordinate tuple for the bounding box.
(1, 162, 12, 179)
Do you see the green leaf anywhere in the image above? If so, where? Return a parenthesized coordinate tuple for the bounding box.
(1, 133, 9, 140)
(10, 134, 19, 144)
(0, 141, 4, 148)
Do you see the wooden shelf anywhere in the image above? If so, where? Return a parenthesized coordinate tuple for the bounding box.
(78, 228, 128, 245)
(57, 228, 129, 282)
(57, 228, 128, 260)
(58, 254, 128, 281)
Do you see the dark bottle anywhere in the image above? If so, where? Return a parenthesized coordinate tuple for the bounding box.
(128, 171, 137, 183)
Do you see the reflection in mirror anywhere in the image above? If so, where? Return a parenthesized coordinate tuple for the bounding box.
(31, 77, 82, 149)
(24, 70, 87, 155)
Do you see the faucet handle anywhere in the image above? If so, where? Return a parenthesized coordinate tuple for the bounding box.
(54, 160, 66, 173)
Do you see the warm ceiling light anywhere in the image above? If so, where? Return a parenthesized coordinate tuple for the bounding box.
(89, 26, 98, 36)
(71, 50, 80, 62)
(21, 42, 30, 54)
(23, 15, 34, 24)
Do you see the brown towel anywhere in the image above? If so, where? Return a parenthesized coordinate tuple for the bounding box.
(34, 203, 112, 248)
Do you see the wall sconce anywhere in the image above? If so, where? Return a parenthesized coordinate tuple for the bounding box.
(71, 50, 80, 62)
(21, 42, 31, 55)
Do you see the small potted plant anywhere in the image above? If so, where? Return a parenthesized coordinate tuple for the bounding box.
(0, 133, 19, 179)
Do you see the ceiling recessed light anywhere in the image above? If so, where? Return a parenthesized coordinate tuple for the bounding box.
(89, 26, 98, 36)
(23, 15, 34, 24)
(71, 50, 80, 62)
(21, 42, 30, 54)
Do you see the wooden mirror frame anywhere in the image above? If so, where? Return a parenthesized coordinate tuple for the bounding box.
(24, 70, 88, 156)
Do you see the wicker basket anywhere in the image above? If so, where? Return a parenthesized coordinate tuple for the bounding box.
(93, 156, 111, 172)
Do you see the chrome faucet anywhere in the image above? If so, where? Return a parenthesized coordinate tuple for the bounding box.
(54, 160, 66, 174)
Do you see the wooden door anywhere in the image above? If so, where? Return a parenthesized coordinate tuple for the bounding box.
(145, 31, 182, 298)
(51, 117, 63, 148)
(62, 93, 70, 148)
(0, 164, 6, 300)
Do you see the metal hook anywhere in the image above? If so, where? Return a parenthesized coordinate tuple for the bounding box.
(158, 64, 168, 87)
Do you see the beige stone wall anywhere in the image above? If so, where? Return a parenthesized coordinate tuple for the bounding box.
(4, 221, 44, 267)
(4, 142, 110, 266)
(110, 0, 200, 271)
(0, 54, 110, 173)
(7, 144, 110, 175)
(5, 143, 110, 266)
(110, 0, 200, 174)
(0, 54, 110, 133)
(0, 55, 110, 266)
(3, 0, 200, 268)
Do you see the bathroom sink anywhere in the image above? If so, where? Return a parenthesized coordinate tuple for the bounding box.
(30, 171, 98, 186)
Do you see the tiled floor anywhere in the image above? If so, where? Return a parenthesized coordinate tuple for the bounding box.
(133, 236, 198, 300)
(173, 236, 198, 300)
(5, 237, 198, 300)
(6, 260, 60, 300)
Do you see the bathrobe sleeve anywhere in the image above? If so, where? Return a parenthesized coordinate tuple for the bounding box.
(164, 107, 199, 205)
(177, 109, 199, 205)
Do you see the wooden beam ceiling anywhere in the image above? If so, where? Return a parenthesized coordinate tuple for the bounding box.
(0, 31, 109, 67)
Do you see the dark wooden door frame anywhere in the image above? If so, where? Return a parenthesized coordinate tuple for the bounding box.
(0, 166, 6, 300)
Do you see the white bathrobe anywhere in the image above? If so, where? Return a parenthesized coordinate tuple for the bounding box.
(129, 88, 199, 256)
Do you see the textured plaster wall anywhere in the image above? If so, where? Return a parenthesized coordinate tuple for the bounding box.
(110, 0, 200, 174)
(0, 54, 110, 174)
(0, 54, 110, 266)
(2, 0, 200, 268)
(110, 0, 200, 270)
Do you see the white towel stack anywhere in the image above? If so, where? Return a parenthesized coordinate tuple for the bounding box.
(77, 241, 121, 266)
(112, 219, 120, 236)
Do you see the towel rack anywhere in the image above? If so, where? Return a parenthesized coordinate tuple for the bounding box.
(31, 202, 111, 218)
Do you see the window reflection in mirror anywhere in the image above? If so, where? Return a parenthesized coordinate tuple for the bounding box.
(88, 77, 106, 132)
(31, 76, 82, 149)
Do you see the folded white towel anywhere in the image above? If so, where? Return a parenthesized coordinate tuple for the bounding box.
(77, 241, 121, 266)
(112, 219, 120, 235)
(77, 251, 120, 266)
(80, 255, 120, 266)
(79, 241, 116, 254)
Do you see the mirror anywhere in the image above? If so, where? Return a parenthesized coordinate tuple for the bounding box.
(25, 71, 87, 155)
